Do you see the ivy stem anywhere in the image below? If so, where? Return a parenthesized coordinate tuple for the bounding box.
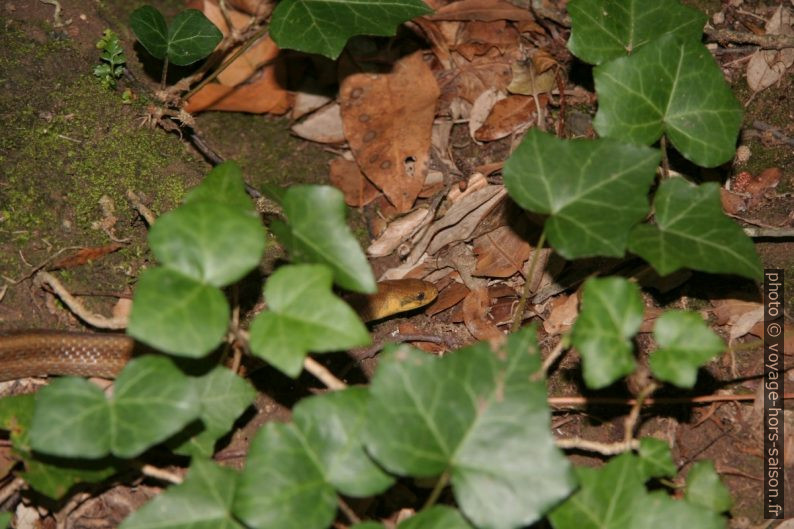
(181, 25, 270, 104)
(510, 229, 547, 334)
(421, 471, 450, 511)
(623, 382, 658, 445)
(659, 135, 670, 179)
(160, 56, 169, 91)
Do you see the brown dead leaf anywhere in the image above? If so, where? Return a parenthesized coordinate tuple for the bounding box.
(438, 55, 513, 105)
(456, 20, 520, 60)
(720, 187, 747, 215)
(367, 208, 431, 257)
(339, 51, 440, 212)
(292, 103, 346, 143)
(226, 0, 273, 15)
(543, 294, 578, 335)
(328, 157, 380, 207)
(427, 280, 470, 316)
(473, 225, 530, 277)
(733, 167, 781, 200)
(185, 65, 291, 114)
(462, 287, 503, 340)
(429, 0, 536, 21)
(746, 6, 794, 93)
(49, 243, 124, 270)
(474, 94, 547, 141)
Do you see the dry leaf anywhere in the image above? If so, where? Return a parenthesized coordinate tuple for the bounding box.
(720, 187, 747, 215)
(543, 294, 578, 335)
(473, 225, 530, 277)
(339, 51, 440, 212)
(291, 91, 333, 120)
(746, 6, 794, 92)
(469, 88, 507, 139)
(462, 288, 503, 340)
(185, 66, 291, 114)
(367, 208, 432, 257)
(49, 243, 124, 270)
(328, 157, 380, 206)
(474, 94, 547, 141)
(292, 103, 346, 143)
(427, 280, 470, 316)
(429, 0, 536, 21)
(456, 20, 520, 60)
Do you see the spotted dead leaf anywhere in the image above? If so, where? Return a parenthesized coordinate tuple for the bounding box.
(339, 51, 440, 212)
(328, 157, 380, 207)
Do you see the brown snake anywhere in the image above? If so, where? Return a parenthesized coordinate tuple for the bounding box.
(0, 279, 437, 382)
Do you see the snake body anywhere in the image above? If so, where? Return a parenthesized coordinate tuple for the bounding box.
(0, 279, 437, 382)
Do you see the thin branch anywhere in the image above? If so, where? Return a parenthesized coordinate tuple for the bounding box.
(510, 230, 547, 333)
(555, 437, 639, 455)
(548, 392, 794, 408)
(705, 27, 794, 50)
(304, 357, 347, 390)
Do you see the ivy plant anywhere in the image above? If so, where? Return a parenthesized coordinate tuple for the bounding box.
(0, 0, 750, 528)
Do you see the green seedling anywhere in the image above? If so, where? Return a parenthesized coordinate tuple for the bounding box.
(93, 29, 126, 90)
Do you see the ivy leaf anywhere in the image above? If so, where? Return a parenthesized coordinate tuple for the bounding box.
(398, 506, 474, 529)
(365, 329, 574, 529)
(148, 201, 265, 288)
(0, 513, 9, 529)
(638, 437, 676, 479)
(550, 453, 726, 529)
(270, 185, 376, 293)
(503, 129, 659, 259)
(649, 311, 724, 388)
(0, 396, 116, 499)
(248, 264, 370, 377)
(594, 34, 743, 167)
(119, 458, 243, 529)
(129, 6, 168, 60)
(292, 388, 394, 496)
(270, 0, 432, 59)
(568, 0, 706, 65)
(685, 461, 732, 513)
(30, 356, 200, 459)
(233, 423, 337, 529)
(128, 267, 229, 357)
(184, 161, 255, 212)
(570, 278, 643, 389)
(173, 367, 256, 458)
(130, 6, 222, 66)
(628, 178, 762, 280)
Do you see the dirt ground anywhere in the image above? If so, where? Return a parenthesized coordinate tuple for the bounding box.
(0, 0, 793, 527)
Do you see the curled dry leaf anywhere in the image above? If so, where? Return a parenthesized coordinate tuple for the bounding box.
(469, 88, 507, 140)
(426, 280, 470, 316)
(474, 94, 547, 141)
(339, 51, 440, 212)
(746, 6, 794, 93)
(291, 91, 333, 120)
(542, 293, 579, 336)
(291, 103, 346, 144)
(462, 287, 503, 340)
(457, 20, 521, 60)
(328, 157, 380, 207)
(429, 0, 536, 21)
(367, 208, 432, 257)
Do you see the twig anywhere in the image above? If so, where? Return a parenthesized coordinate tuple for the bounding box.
(337, 497, 361, 525)
(555, 437, 638, 455)
(139, 464, 184, 484)
(0, 476, 24, 506)
(2, 246, 83, 285)
(304, 357, 347, 390)
(36, 271, 127, 329)
(743, 227, 794, 238)
(510, 230, 546, 333)
(536, 339, 567, 380)
(705, 27, 794, 50)
(623, 383, 657, 444)
(126, 190, 157, 226)
(547, 392, 794, 408)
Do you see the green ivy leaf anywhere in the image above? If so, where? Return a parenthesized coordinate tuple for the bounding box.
(173, 367, 256, 458)
(365, 329, 574, 529)
(398, 506, 474, 529)
(249, 264, 370, 376)
(128, 267, 229, 357)
(550, 453, 726, 529)
(129, 6, 168, 60)
(270, 0, 431, 59)
(119, 458, 243, 529)
(0, 512, 10, 529)
(685, 461, 732, 513)
(233, 423, 337, 529)
(30, 356, 200, 459)
(638, 437, 676, 479)
(0, 396, 116, 499)
(270, 185, 376, 293)
(130, 6, 222, 66)
(352, 525, 383, 529)
(649, 311, 724, 388)
(503, 130, 659, 259)
(184, 161, 255, 212)
(570, 277, 643, 389)
(148, 201, 265, 288)
(628, 178, 762, 280)
(568, 0, 706, 65)
(594, 34, 742, 167)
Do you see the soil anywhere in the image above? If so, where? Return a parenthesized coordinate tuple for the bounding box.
(0, 0, 792, 527)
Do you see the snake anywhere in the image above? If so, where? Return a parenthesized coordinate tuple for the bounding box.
(0, 278, 437, 382)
